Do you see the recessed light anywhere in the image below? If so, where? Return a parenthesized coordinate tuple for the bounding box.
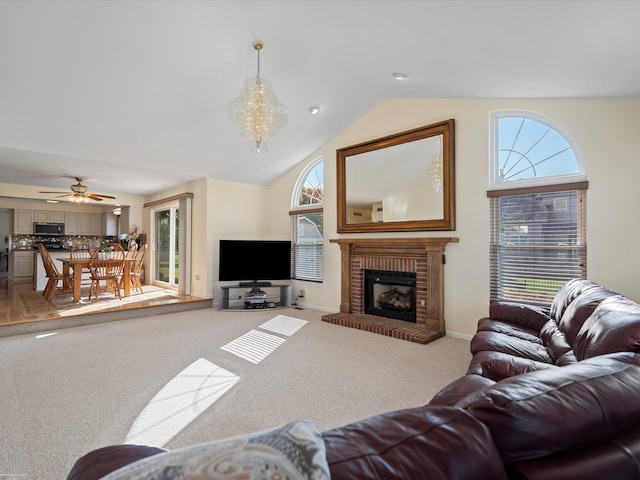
(392, 72, 407, 80)
(46, 200, 59, 204)
(308, 106, 321, 115)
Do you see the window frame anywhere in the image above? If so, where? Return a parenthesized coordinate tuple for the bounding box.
(489, 110, 587, 304)
(290, 158, 324, 283)
(489, 109, 586, 190)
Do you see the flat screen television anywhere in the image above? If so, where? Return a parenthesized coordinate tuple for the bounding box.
(219, 240, 292, 286)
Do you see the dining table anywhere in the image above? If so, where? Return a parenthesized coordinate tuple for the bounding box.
(58, 257, 136, 303)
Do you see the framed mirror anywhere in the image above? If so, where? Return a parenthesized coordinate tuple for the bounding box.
(337, 119, 455, 233)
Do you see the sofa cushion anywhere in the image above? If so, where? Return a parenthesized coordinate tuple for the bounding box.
(100, 420, 330, 480)
(477, 318, 543, 344)
(470, 331, 554, 363)
(507, 422, 640, 480)
(574, 296, 640, 360)
(480, 355, 557, 382)
(488, 301, 551, 332)
(549, 279, 601, 321)
(429, 373, 498, 406)
(456, 352, 640, 464)
(539, 319, 574, 363)
(323, 405, 507, 480)
(557, 284, 617, 346)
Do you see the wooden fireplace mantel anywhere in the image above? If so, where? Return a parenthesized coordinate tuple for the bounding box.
(329, 237, 459, 333)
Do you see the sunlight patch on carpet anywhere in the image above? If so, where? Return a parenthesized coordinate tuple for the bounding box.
(125, 358, 239, 447)
(221, 329, 286, 364)
(259, 315, 307, 337)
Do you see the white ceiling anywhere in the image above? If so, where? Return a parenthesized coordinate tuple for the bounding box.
(0, 0, 638, 203)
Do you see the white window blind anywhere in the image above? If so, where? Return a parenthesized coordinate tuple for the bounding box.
(290, 210, 323, 282)
(489, 183, 587, 304)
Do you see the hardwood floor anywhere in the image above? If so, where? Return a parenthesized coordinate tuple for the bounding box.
(0, 277, 211, 329)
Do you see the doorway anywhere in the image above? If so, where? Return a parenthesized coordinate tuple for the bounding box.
(154, 206, 179, 287)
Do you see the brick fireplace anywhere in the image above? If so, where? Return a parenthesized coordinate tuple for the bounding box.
(322, 237, 458, 343)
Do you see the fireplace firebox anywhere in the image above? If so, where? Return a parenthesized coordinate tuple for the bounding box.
(364, 269, 417, 323)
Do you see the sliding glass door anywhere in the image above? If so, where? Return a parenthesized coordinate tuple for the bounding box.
(154, 206, 180, 286)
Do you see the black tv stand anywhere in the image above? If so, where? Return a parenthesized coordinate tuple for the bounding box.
(218, 284, 291, 311)
(239, 281, 272, 287)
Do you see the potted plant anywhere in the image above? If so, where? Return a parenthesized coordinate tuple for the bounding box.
(98, 244, 114, 260)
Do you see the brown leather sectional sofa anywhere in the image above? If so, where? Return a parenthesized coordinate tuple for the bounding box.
(68, 279, 640, 479)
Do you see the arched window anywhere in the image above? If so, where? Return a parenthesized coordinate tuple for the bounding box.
(490, 110, 585, 188)
(489, 111, 587, 304)
(290, 158, 323, 282)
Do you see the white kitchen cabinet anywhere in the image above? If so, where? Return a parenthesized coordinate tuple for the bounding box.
(50, 211, 65, 223)
(34, 210, 66, 223)
(65, 212, 78, 235)
(103, 212, 118, 236)
(77, 213, 90, 235)
(13, 250, 34, 279)
(89, 213, 102, 235)
(14, 210, 34, 234)
(34, 210, 50, 222)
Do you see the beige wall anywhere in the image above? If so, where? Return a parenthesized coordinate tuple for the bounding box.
(268, 98, 640, 338)
(143, 177, 273, 299)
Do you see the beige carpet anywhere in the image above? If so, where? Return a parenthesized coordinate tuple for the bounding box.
(0, 306, 471, 480)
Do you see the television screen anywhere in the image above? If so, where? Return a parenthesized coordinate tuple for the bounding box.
(219, 240, 292, 284)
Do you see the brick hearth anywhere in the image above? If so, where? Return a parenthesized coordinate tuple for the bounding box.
(326, 237, 458, 344)
(321, 312, 445, 345)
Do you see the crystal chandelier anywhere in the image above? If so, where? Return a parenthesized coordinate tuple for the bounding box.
(428, 136, 444, 192)
(428, 154, 443, 192)
(230, 41, 287, 153)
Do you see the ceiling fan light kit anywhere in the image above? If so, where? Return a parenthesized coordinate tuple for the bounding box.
(38, 177, 116, 203)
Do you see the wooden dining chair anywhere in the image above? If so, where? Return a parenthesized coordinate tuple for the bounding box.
(130, 243, 147, 294)
(125, 242, 138, 260)
(70, 243, 95, 287)
(37, 243, 72, 301)
(88, 242, 125, 301)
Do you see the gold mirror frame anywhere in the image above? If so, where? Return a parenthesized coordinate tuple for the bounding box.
(337, 119, 455, 233)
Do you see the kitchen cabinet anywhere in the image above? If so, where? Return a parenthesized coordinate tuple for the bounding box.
(34, 210, 50, 222)
(34, 210, 66, 223)
(103, 212, 118, 236)
(14, 209, 34, 234)
(65, 212, 78, 235)
(50, 211, 65, 222)
(89, 213, 102, 235)
(12, 250, 34, 280)
(77, 213, 90, 235)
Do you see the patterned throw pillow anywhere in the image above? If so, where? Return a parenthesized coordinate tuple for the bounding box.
(101, 420, 330, 480)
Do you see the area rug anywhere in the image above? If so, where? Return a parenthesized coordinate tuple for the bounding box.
(18, 285, 178, 318)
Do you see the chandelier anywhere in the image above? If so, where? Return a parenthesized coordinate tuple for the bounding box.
(230, 41, 287, 153)
(428, 154, 443, 192)
(428, 136, 444, 192)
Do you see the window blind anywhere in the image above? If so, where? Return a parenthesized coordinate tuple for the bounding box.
(290, 211, 323, 282)
(489, 186, 586, 304)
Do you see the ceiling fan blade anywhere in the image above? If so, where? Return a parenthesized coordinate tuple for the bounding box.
(92, 194, 116, 199)
(85, 194, 104, 201)
(38, 191, 69, 194)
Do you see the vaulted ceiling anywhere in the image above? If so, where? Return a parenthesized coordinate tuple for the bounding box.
(0, 0, 638, 202)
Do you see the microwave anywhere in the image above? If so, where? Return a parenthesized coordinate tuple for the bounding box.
(33, 222, 65, 236)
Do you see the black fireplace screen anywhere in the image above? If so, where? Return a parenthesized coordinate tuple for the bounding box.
(364, 269, 417, 322)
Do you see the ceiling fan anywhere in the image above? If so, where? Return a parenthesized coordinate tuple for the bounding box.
(39, 177, 116, 203)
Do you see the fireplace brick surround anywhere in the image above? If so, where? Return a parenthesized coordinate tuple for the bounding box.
(322, 237, 458, 344)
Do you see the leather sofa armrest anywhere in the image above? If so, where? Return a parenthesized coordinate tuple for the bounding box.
(66, 445, 166, 480)
(323, 405, 507, 480)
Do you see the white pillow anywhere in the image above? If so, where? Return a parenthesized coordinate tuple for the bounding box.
(101, 420, 330, 480)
